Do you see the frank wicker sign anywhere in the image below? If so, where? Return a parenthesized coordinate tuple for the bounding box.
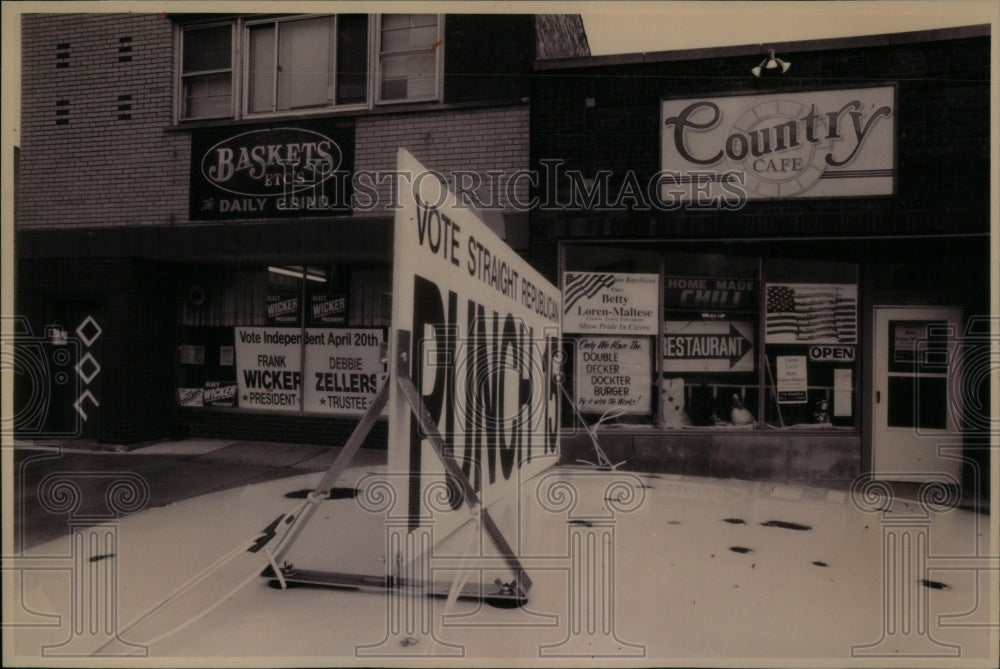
(661, 85, 895, 200)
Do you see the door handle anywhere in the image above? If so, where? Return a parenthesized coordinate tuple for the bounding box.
(876, 390, 881, 404)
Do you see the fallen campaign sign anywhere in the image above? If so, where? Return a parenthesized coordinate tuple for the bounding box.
(389, 148, 562, 537)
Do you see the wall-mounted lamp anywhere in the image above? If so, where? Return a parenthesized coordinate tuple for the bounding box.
(751, 49, 791, 77)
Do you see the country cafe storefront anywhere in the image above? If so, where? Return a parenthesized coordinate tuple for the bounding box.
(547, 47, 991, 491)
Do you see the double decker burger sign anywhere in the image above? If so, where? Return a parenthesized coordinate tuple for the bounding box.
(661, 85, 895, 201)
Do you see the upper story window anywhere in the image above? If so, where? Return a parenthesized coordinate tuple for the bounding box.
(180, 23, 234, 119)
(377, 14, 441, 103)
(177, 14, 443, 122)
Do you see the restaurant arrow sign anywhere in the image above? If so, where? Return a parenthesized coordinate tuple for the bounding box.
(662, 321, 755, 372)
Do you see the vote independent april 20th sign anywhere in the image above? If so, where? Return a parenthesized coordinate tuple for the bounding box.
(389, 149, 562, 537)
(234, 327, 385, 415)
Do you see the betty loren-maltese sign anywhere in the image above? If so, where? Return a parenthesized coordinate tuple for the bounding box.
(388, 149, 562, 540)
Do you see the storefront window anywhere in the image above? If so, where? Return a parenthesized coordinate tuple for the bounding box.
(762, 258, 858, 429)
(562, 245, 661, 428)
(561, 242, 860, 432)
(661, 252, 759, 428)
(177, 264, 389, 413)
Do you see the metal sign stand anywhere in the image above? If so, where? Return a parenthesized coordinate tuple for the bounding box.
(558, 382, 628, 471)
(262, 330, 532, 605)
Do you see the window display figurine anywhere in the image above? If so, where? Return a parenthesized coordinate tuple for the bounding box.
(729, 393, 755, 426)
(813, 399, 831, 424)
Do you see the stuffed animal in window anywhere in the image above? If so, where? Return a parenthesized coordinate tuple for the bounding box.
(729, 393, 755, 426)
(813, 399, 831, 424)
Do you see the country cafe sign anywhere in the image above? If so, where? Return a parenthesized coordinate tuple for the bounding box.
(661, 85, 895, 200)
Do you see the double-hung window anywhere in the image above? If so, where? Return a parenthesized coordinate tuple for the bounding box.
(377, 14, 442, 103)
(177, 14, 442, 122)
(180, 23, 235, 120)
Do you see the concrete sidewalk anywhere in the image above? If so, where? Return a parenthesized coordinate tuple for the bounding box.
(12, 438, 388, 471)
(10, 438, 388, 551)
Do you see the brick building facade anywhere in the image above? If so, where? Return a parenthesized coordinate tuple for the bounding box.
(14, 12, 585, 447)
(14, 13, 991, 496)
(529, 26, 990, 492)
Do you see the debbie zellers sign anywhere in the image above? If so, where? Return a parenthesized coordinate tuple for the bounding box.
(234, 327, 384, 414)
(661, 86, 895, 201)
(575, 337, 651, 413)
(303, 329, 385, 414)
(389, 148, 561, 540)
(563, 272, 659, 334)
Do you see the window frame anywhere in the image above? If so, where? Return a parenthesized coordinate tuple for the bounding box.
(176, 13, 445, 123)
(177, 20, 238, 121)
(374, 14, 444, 106)
(241, 14, 372, 119)
(559, 240, 862, 433)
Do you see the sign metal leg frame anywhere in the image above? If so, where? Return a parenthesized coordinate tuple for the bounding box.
(263, 330, 533, 607)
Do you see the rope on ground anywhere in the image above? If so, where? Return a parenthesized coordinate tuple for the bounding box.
(428, 508, 482, 654)
(93, 497, 311, 655)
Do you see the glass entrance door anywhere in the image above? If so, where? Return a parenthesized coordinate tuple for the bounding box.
(872, 307, 962, 482)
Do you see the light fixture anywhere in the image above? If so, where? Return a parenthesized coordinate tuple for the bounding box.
(268, 265, 327, 283)
(751, 48, 791, 77)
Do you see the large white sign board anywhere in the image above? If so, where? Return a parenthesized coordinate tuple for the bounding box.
(388, 149, 561, 539)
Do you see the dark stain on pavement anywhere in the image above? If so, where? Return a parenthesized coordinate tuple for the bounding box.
(920, 579, 950, 590)
(729, 546, 752, 554)
(722, 518, 746, 524)
(761, 520, 811, 531)
(284, 487, 359, 500)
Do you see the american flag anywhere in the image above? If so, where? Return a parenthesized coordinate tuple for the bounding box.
(766, 284, 857, 343)
(563, 273, 616, 311)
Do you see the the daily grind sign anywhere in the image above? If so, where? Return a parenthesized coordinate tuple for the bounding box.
(190, 120, 355, 219)
(388, 149, 561, 536)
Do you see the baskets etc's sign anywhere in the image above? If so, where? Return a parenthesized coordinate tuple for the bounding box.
(190, 121, 355, 219)
(661, 85, 895, 201)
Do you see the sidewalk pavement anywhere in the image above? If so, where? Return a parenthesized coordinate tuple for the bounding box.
(9, 437, 987, 553)
(13, 437, 388, 471)
(10, 438, 388, 551)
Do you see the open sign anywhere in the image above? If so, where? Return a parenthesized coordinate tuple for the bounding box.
(809, 345, 855, 362)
